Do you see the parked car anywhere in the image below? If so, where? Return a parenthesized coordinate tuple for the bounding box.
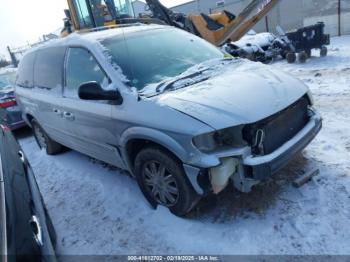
(0, 68, 26, 130)
(15, 24, 322, 216)
(0, 123, 56, 261)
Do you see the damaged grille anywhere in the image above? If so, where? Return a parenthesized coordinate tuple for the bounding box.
(243, 97, 309, 156)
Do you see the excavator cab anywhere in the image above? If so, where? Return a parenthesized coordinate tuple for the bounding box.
(66, 0, 134, 32)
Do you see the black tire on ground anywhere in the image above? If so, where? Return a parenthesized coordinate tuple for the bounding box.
(31, 119, 63, 155)
(281, 51, 287, 59)
(134, 146, 199, 217)
(298, 51, 308, 63)
(320, 46, 328, 57)
(286, 52, 296, 63)
(305, 49, 312, 58)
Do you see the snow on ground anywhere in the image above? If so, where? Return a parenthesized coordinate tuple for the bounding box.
(15, 36, 350, 257)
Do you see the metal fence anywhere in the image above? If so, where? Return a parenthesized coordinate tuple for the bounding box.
(210, 0, 350, 37)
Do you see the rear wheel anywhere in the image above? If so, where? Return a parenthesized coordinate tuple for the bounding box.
(134, 147, 199, 216)
(305, 49, 312, 58)
(286, 52, 296, 63)
(298, 51, 308, 63)
(32, 119, 63, 155)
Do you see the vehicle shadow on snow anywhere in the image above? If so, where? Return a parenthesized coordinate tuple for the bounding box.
(14, 126, 71, 153)
(188, 154, 312, 223)
(13, 125, 33, 139)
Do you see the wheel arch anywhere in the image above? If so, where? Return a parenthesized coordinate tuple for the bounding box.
(120, 127, 188, 172)
(24, 113, 35, 127)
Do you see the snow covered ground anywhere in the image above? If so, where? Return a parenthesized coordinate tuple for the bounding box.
(16, 36, 350, 256)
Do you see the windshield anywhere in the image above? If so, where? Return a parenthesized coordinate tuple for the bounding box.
(100, 28, 225, 91)
(0, 71, 16, 91)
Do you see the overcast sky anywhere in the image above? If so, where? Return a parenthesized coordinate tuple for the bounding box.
(0, 0, 189, 59)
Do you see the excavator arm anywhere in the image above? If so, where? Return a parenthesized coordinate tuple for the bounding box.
(218, 0, 280, 44)
(144, 0, 280, 46)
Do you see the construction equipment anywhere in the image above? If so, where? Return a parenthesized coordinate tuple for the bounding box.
(63, 0, 281, 47)
(62, 0, 163, 36)
(278, 22, 330, 63)
(144, 0, 280, 46)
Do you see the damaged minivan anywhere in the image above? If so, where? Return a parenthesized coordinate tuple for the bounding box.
(15, 24, 322, 216)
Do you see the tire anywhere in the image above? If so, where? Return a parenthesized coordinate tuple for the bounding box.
(281, 51, 287, 59)
(286, 52, 296, 63)
(134, 147, 199, 216)
(31, 119, 63, 155)
(298, 51, 308, 63)
(320, 46, 328, 57)
(305, 49, 312, 58)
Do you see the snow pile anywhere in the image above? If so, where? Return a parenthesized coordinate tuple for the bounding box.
(17, 35, 350, 256)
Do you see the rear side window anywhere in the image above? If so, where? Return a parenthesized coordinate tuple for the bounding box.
(16, 52, 36, 88)
(34, 47, 66, 89)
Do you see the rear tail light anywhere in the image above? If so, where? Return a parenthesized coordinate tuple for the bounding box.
(0, 100, 17, 108)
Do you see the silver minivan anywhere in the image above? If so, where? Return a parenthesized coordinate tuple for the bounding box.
(16, 24, 322, 216)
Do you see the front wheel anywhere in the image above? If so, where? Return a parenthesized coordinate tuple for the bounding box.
(134, 147, 199, 216)
(320, 46, 328, 57)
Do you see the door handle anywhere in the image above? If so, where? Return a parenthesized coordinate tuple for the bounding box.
(53, 108, 62, 116)
(29, 215, 43, 246)
(63, 111, 75, 121)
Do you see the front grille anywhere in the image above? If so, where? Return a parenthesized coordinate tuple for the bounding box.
(243, 97, 309, 156)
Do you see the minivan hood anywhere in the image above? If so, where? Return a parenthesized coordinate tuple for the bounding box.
(156, 62, 308, 130)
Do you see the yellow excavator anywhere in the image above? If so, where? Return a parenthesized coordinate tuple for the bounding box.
(63, 0, 280, 46)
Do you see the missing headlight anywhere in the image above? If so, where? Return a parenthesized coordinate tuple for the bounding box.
(193, 126, 245, 153)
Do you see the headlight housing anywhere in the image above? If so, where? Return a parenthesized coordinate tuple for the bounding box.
(193, 126, 244, 153)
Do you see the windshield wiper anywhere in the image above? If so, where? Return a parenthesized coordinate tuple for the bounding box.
(156, 69, 211, 93)
(149, 57, 236, 96)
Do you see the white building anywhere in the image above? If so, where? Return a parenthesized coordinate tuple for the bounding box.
(132, 0, 150, 17)
(169, 0, 304, 34)
(131, 0, 344, 36)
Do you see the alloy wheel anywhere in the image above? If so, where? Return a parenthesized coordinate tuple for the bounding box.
(142, 161, 179, 207)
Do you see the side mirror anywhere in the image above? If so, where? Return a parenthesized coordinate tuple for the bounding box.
(78, 81, 122, 103)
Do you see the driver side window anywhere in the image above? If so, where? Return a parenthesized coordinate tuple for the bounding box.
(64, 47, 110, 99)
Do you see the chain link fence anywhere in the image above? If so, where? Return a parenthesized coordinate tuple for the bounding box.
(210, 0, 350, 37)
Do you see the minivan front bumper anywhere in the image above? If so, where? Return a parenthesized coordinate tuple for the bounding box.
(242, 111, 322, 180)
(184, 111, 322, 195)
